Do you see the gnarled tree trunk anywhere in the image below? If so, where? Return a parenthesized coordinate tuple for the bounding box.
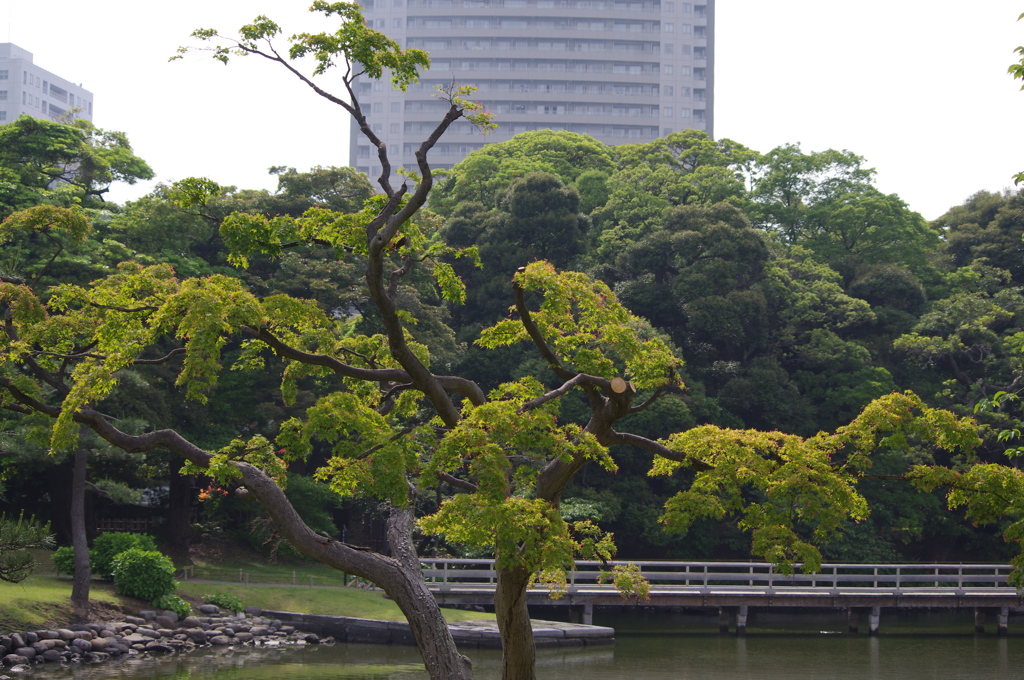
(495, 565, 535, 680)
(237, 463, 473, 680)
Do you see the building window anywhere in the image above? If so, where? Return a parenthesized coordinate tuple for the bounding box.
(390, 102, 401, 112)
(663, 107, 672, 117)
(0, 70, 7, 80)
(679, 108, 691, 118)
(373, 103, 383, 113)
(0, 91, 7, 101)
(663, 85, 673, 96)
(390, 123, 399, 133)
(693, 109, 705, 120)
(665, 1, 674, 10)
(0, 111, 6, 121)
(393, 18, 402, 28)
(683, 3, 692, 11)
(664, 22, 674, 32)
(664, 43, 673, 54)
(373, 123, 383, 133)
(664, 65, 674, 75)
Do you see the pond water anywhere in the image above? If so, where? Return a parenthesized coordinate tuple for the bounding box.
(23, 610, 1024, 680)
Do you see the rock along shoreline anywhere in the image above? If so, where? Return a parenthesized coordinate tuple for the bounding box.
(0, 605, 615, 676)
(0, 604, 326, 676)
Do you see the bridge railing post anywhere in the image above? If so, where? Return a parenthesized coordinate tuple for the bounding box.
(896, 566, 901, 590)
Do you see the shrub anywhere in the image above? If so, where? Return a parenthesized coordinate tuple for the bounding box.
(152, 593, 192, 619)
(51, 546, 75, 575)
(110, 548, 177, 601)
(92, 532, 158, 579)
(204, 591, 244, 614)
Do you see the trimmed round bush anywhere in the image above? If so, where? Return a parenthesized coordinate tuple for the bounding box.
(152, 593, 192, 619)
(51, 546, 75, 575)
(110, 548, 177, 601)
(92, 532, 158, 579)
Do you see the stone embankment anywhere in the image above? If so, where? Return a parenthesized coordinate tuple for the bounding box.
(0, 604, 324, 675)
(264, 609, 615, 649)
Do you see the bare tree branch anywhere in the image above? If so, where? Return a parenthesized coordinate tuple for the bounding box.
(513, 272, 575, 382)
(602, 430, 714, 472)
(436, 471, 479, 493)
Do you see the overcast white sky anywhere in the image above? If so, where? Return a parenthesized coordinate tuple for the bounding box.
(6, 0, 1024, 219)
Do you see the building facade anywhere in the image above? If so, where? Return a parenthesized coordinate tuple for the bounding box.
(350, 0, 714, 178)
(0, 43, 94, 125)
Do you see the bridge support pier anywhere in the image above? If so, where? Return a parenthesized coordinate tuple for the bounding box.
(847, 608, 859, 633)
(568, 604, 594, 625)
(998, 607, 1009, 636)
(975, 608, 986, 633)
(868, 606, 881, 635)
(736, 605, 749, 635)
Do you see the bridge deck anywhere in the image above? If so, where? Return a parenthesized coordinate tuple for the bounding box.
(421, 560, 1023, 610)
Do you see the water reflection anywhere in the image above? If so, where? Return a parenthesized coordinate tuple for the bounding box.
(22, 611, 1024, 680)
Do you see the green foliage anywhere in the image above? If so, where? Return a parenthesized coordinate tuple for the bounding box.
(431, 131, 615, 216)
(911, 463, 1024, 587)
(152, 593, 192, 619)
(593, 130, 757, 257)
(177, 2, 429, 90)
(91, 532, 159, 580)
(0, 116, 152, 217)
(204, 591, 245, 613)
(599, 563, 650, 601)
(479, 261, 680, 390)
(110, 548, 177, 601)
(0, 512, 54, 583)
(51, 546, 75, 576)
(750, 144, 937, 277)
(651, 392, 979, 573)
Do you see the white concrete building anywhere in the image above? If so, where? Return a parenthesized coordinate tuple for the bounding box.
(0, 43, 94, 125)
(350, 0, 713, 178)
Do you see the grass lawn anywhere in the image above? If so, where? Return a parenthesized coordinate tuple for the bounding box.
(175, 581, 492, 622)
(0, 542, 493, 632)
(0, 575, 132, 633)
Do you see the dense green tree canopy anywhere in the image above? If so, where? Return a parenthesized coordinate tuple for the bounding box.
(0, 116, 153, 217)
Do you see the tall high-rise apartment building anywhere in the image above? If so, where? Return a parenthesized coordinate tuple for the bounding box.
(0, 43, 94, 125)
(351, 0, 714, 178)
